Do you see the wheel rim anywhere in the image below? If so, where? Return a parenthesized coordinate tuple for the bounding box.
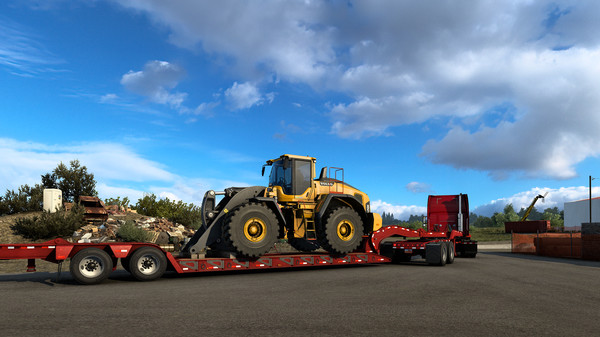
(336, 220, 354, 241)
(79, 256, 105, 278)
(244, 217, 266, 242)
(137, 254, 160, 275)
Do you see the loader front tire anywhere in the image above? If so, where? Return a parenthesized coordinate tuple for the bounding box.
(225, 203, 278, 258)
(318, 206, 364, 255)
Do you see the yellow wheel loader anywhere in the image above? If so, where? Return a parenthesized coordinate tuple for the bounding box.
(182, 154, 382, 258)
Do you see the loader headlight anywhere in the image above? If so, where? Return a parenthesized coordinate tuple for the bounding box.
(366, 201, 371, 213)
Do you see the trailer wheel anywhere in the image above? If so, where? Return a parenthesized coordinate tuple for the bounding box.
(318, 206, 364, 255)
(69, 248, 113, 285)
(446, 242, 455, 264)
(225, 203, 278, 258)
(128, 247, 167, 282)
(426, 243, 447, 266)
(288, 236, 320, 252)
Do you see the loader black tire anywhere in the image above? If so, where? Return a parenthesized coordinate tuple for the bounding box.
(128, 247, 167, 282)
(318, 206, 364, 255)
(224, 203, 278, 258)
(288, 236, 320, 252)
(69, 248, 113, 285)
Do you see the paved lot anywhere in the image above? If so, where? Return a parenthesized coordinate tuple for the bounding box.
(0, 252, 599, 336)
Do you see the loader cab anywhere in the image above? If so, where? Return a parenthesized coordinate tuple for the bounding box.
(264, 154, 316, 199)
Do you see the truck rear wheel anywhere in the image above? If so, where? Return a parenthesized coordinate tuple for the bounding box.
(318, 206, 364, 255)
(446, 242, 455, 264)
(69, 248, 113, 285)
(225, 203, 278, 258)
(128, 247, 167, 282)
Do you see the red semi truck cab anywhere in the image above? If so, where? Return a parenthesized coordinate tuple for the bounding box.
(427, 194, 469, 236)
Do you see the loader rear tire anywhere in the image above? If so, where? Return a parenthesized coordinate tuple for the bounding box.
(128, 247, 167, 282)
(318, 206, 364, 255)
(288, 237, 320, 252)
(225, 203, 278, 258)
(70, 248, 113, 285)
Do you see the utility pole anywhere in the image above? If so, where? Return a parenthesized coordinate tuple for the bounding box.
(590, 176, 595, 225)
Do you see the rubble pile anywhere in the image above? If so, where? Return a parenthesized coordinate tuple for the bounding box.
(71, 213, 196, 246)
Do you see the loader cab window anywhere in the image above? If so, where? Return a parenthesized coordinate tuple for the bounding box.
(269, 159, 292, 194)
(269, 158, 311, 195)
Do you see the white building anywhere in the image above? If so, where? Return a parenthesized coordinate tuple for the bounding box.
(564, 197, 600, 231)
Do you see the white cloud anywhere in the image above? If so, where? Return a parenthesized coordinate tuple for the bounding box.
(371, 200, 427, 221)
(111, 1, 600, 179)
(224, 81, 265, 110)
(472, 186, 600, 216)
(0, 138, 175, 192)
(0, 18, 63, 75)
(121, 60, 187, 108)
(406, 182, 432, 194)
(0, 137, 252, 207)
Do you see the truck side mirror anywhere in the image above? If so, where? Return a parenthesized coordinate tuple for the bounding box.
(262, 165, 266, 176)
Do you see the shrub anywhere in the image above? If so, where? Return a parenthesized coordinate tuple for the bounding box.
(11, 204, 85, 240)
(117, 220, 151, 242)
(133, 194, 202, 229)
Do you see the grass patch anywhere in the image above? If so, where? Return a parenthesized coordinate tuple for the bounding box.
(470, 227, 511, 242)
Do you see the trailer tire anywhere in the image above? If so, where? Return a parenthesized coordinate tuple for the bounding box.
(426, 243, 447, 266)
(318, 206, 364, 255)
(70, 248, 113, 285)
(288, 237, 320, 252)
(446, 242, 455, 264)
(128, 247, 167, 282)
(224, 203, 278, 258)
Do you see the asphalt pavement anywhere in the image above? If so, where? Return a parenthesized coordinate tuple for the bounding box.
(0, 252, 599, 336)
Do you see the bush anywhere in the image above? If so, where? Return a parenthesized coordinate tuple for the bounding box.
(117, 220, 151, 242)
(11, 204, 85, 240)
(133, 194, 202, 229)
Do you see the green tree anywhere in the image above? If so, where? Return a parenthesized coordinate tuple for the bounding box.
(472, 215, 494, 227)
(543, 207, 564, 229)
(47, 160, 97, 203)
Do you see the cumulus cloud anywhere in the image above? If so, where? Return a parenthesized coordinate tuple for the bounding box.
(371, 200, 427, 221)
(112, 1, 600, 179)
(406, 182, 432, 194)
(224, 81, 264, 110)
(472, 186, 600, 216)
(121, 60, 187, 108)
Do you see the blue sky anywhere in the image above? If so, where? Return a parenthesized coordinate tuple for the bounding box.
(2, 0, 600, 219)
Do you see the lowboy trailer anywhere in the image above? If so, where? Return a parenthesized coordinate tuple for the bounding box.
(0, 221, 472, 285)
